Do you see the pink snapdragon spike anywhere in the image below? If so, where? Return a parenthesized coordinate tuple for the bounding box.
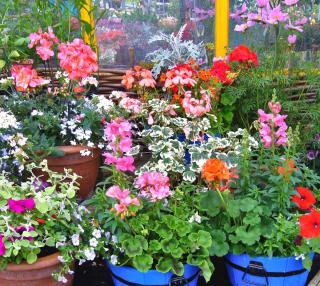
(135, 172, 172, 202)
(258, 101, 288, 148)
(58, 38, 98, 80)
(288, 34, 297, 44)
(284, 0, 299, 6)
(11, 65, 50, 92)
(182, 90, 211, 117)
(103, 118, 136, 172)
(8, 198, 36, 214)
(28, 27, 59, 61)
(257, 0, 269, 8)
(0, 235, 5, 256)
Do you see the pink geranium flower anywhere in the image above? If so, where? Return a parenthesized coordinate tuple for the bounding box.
(135, 172, 172, 202)
(182, 90, 211, 117)
(58, 39, 98, 80)
(8, 198, 35, 214)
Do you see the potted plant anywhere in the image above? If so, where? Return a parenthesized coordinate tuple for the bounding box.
(0, 160, 103, 285)
(200, 97, 320, 286)
(0, 27, 110, 199)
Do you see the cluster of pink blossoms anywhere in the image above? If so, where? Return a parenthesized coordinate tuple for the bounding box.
(182, 90, 211, 117)
(11, 65, 50, 92)
(58, 39, 98, 80)
(232, 0, 307, 44)
(135, 172, 172, 202)
(115, 92, 142, 114)
(103, 118, 135, 172)
(164, 64, 196, 90)
(258, 101, 288, 148)
(106, 186, 140, 217)
(28, 27, 59, 61)
(121, 66, 156, 90)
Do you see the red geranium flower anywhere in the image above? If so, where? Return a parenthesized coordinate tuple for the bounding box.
(210, 61, 234, 84)
(300, 209, 320, 238)
(229, 45, 259, 67)
(291, 186, 316, 210)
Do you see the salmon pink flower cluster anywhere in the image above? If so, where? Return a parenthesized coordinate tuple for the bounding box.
(121, 66, 156, 90)
(8, 198, 35, 214)
(106, 186, 140, 218)
(11, 65, 50, 92)
(103, 118, 135, 172)
(182, 90, 211, 117)
(135, 172, 172, 202)
(258, 100, 288, 148)
(164, 64, 197, 90)
(115, 92, 141, 114)
(58, 39, 98, 80)
(28, 27, 59, 61)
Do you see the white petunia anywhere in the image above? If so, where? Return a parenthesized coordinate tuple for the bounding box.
(71, 234, 80, 246)
(92, 229, 101, 239)
(84, 248, 95, 261)
(110, 255, 118, 265)
(80, 149, 91, 156)
(90, 238, 98, 247)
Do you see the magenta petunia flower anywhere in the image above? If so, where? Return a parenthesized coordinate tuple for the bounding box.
(8, 198, 35, 214)
(0, 235, 5, 256)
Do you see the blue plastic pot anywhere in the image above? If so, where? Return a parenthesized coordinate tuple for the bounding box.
(225, 253, 314, 286)
(106, 261, 200, 286)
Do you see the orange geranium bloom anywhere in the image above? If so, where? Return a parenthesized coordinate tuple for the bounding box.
(277, 159, 296, 178)
(199, 70, 212, 81)
(160, 73, 166, 82)
(202, 158, 231, 184)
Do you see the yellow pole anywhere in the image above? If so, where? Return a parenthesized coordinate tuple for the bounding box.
(215, 0, 229, 58)
(79, 0, 97, 50)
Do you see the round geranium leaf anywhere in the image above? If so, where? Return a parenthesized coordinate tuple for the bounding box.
(156, 257, 173, 273)
(132, 254, 153, 273)
(122, 238, 143, 258)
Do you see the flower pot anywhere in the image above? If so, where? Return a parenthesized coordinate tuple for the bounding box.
(34, 146, 102, 199)
(225, 253, 314, 286)
(0, 252, 73, 286)
(107, 261, 200, 286)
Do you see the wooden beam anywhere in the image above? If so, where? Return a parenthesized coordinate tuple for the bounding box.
(215, 0, 229, 58)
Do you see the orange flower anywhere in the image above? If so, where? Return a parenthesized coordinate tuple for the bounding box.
(133, 65, 142, 72)
(160, 73, 166, 82)
(199, 70, 212, 81)
(278, 159, 296, 178)
(202, 158, 230, 184)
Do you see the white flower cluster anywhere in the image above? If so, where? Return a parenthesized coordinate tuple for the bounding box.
(90, 94, 114, 113)
(0, 109, 19, 129)
(81, 76, 98, 87)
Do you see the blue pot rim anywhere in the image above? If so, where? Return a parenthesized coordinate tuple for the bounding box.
(106, 261, 199, 273)
(226, 252, 315, 260)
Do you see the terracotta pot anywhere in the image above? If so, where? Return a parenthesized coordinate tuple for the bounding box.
(0, 252, 73, 286)
(35, 146, 102, 199)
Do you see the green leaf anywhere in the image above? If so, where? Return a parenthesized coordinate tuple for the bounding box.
(197, 230, 212, 248)
(154, 223, 173, 239)
(149, 240, 161, 253)
(0, 60, 5, 69)
(302, 255, 312, 271)
(46, 237, 55, 247)
(171, 247, 184, 259)
(243, 213, 261, 226)
(122, 238, 143, 258)
(239, 198, 258, 212)
(36, 199, 49, 214)
(132, 254, 153, 272)
(200, 260, 214, 282)
(199, 191, 222, 217)
(209, 230, 229, 257)
(8, 50, 20, 59)
(26, 253, 37, 264)
(156, 257, 173, 273)
(14, 37, 28, 46)
(161, 238, 179, 254)
(235, 225, 261, 246)
(172, 261, 184, 276)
